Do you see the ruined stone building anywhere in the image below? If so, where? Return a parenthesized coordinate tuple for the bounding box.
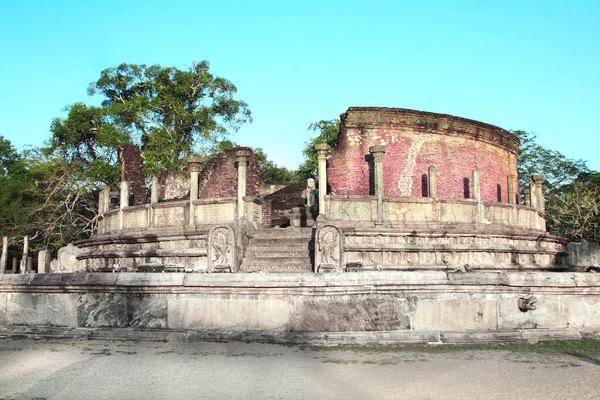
(66, 107, 564, 274)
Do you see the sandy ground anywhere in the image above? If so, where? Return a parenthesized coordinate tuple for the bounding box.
(0, 338, 598, 399)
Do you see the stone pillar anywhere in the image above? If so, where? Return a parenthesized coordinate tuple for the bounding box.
(314, 143, 330, 217)
(523, 187, 531, 206)
(119, 181, 130, 230)
(187, 155, 203, 226)
(20, 236, 28, 274)
(0, 236, 7, 274)
(37, 250, 51, 274)
(99, 185, 110, 215)
(532, 174, 545, 212)
(235, 150, 251, 220)
(150, 175, 159, 204)
(369, 145, 386, 225)
(529, 180, 538, 209)
(472, 169, 481, 203)
(508, 175, 516, 205)
(428, 166, 437, 198)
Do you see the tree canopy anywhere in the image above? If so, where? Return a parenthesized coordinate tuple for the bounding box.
(297, 119, 340, 179)
(48, 61, 251, 182)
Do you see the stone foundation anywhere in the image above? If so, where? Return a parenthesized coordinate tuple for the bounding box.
(1, 271, 599, 344)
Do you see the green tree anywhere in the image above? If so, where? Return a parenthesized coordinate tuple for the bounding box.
(297, 119, 340, 179)
(48, 61, 251, 180)
(212, 140, 300, 185)
(253, 147, 300, 185)
(514, 130, 589, 193)
(546, 179, 600, 242)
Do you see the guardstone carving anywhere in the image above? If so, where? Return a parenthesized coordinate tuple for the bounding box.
(315, 225, 342, 273)
(208, 226, 235, 272)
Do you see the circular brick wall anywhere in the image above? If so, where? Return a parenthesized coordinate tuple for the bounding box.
(327, 107, 519, 202)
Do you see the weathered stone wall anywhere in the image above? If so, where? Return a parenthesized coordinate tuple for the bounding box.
(157, 172, 189, 201)
(567, 240, 600, 269)
(328, 108, 519, 202)
(198, 147, 260, 199)
(119, 145, 148, 205)
(1, 272, 599, 337)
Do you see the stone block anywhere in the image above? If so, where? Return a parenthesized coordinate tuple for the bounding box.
(77, 293, 167, 328)
(7, 293, 78, 326)
(566, 296, 600, 328)
(500, 272, 576, 287)
(167, 295, 290, 331)
(413, 298, 497, 331)
(0, 293, 7, 324)
(54, 243, 84, 272)
(289, 296, 413, 332)
(497, 294, 568, 329)
(116, 272, 185, 287)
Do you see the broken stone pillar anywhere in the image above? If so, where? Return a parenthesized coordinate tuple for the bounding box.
(37, 250, 51, 273)
(20, 236, 28, 274)
(508, 175, 516, 205)
(314, 143, 330, 217)
(98, 185, 111, 215)
(151, 175, 159, 204)
(529, 179, 538, 209)
(472, 169, 481, 203)
(0, 236, 7, 274)
(428, 166, 437, 198)
(369, 145, 386, 225)
(532, 175, 546, 212)
(523, 187, 531, 206)
(187, 155, 203, 226)
(235, 149, 251, 220)
(119, 181, 130, 230)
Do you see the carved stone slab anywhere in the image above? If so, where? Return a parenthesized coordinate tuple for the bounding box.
(208, 226, 236, 273)
(315, 225, 342, 273)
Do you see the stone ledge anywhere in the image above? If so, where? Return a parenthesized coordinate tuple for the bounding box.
(0, 325, 592, 346)
(1, 271, 600, 291)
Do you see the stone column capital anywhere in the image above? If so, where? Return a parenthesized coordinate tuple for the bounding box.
(532, 174, 545, 185)
(369, 145, 387, 158)
(187, 155, 205, 172)
(235, 149, 252, 164)
(314, 143, 330, 158)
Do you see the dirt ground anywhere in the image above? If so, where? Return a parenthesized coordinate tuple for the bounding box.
(0, 338, 598, 399)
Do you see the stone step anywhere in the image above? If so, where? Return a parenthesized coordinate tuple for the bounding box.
(241, 256, 311, 265)
(246, 243, 310, 252)
(239, 263, 313, 272)
(244, 250, 310, 258)
(252, 228, 313, 239)
(249, 238, 313, 246)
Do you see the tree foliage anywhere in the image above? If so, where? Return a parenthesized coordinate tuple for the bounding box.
(0, 137, 97, 252)
(514, 130, 598, 242)
(514, 130, 589, 193)
(48, 61, 251, 181)
(297, 119, 340, 179)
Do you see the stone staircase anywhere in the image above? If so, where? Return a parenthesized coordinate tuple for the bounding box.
(240, 227, 314, 272)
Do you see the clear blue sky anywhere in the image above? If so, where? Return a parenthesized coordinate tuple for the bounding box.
(1, 0, 599, 171)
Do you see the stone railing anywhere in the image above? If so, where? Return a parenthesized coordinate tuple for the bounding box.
(97, 197, 264, 236)
(323, 195, 546, 231)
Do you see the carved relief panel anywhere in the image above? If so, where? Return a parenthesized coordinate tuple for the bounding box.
(315, 225, 343, 273)
(208, 226, 236, 272)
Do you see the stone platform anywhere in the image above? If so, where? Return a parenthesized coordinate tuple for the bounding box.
(1, 271, 599, 345)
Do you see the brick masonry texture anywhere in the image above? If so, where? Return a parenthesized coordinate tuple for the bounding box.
(328, 108, 519, 202)
(199, 147, 261, 199)
(119, 145, 148, 205)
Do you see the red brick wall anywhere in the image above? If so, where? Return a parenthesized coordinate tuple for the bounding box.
(198, 147, 261, 199)
(328, 108, 519, 202)
(119, 144, 148, 205)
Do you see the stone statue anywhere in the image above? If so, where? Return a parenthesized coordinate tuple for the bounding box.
(301, 178, 319, 210)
